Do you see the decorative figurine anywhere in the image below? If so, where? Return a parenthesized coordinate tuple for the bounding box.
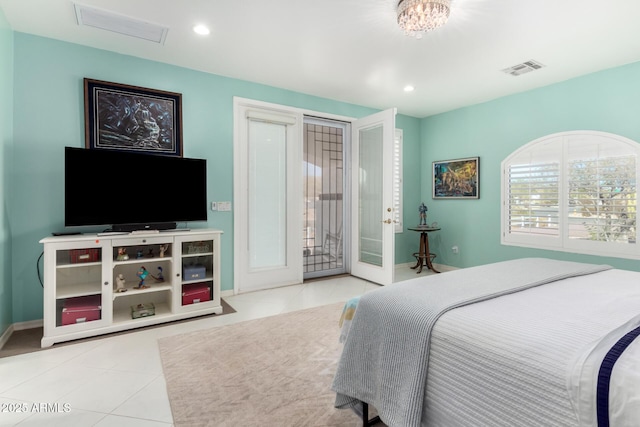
(115, 273, 127, 293)
(153, 266, 165, 283)
(135, 266, 150, 289)
(136, 249, 144, 259)
(116, 247, 129, 261)
(159, 244, 169, 258)
(419, 202, 428, 226)
(147, 248, 154, 258)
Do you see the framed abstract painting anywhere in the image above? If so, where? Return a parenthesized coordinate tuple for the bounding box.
(433, 157, 479, 199)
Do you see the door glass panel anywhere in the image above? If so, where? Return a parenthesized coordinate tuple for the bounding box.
(303, 120, 346, 277)
(358, 125, 383, 266)
(248, 120, 287, 269)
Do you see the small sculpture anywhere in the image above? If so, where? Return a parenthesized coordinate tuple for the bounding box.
(115, 273, 127, 293)
(116, 247, 129, 261)
(153, 266, 165, 283)
(159, 244, 169, 258)
(135, 266, 150, 289)
(419, 202, 428, 226)
(136, 249, 144, 259)
(147, 248, 154, 258)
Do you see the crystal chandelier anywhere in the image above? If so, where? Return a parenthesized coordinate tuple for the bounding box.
(397, 0, 451, 37)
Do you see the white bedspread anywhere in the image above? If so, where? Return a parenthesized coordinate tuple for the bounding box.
(423, 268, 640, 426)
(332, 258, 613, 427)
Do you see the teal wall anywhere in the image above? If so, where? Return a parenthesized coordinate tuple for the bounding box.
(7, 25, 640, 327)
(395, 114, 422, 264)
(9, 32, 421, 324)
(422, 61, 640, 271)
(0, 7, 13, 336)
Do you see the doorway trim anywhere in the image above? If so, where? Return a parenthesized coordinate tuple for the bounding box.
(233, 97, 355, 294)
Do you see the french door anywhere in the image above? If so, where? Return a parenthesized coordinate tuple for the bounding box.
(234, 100, 303, 293)
(234, 98, 396, 292)
(350, 108, 396, 286)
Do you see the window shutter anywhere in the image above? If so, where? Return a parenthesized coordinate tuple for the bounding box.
(567, 154, 636, 243)
(502, 131, 640, 259)
(507, 162, 560, 236)
(393, 129, 403, 232)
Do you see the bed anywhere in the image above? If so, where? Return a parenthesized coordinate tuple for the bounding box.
(331, 258, 640, 427)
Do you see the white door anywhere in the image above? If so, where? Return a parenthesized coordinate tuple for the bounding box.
(351, 108, 396, 285)
(234, 101, 303, 293)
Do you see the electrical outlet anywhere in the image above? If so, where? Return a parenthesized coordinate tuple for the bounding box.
(452, 245, 459, 254)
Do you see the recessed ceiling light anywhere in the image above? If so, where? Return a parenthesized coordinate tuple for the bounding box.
(404, 85, 415, 92)
(193, 24, 210, 35)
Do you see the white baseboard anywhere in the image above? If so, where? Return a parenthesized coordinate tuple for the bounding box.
(433, 262, 458, 272)
(395, 261, 458, 272)
(0, 319, 43, 351)
(0, 325, 12, 350)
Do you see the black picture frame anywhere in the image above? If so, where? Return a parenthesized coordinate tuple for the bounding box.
(432, 157, 479, 199)
(84, 78, 183, 157)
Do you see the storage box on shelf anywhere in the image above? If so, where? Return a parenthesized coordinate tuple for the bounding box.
(182, 282, 212, 305)
(61, 295, 102, 325)
(40, 229, 223, 347)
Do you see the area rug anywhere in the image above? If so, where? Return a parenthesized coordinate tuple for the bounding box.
(158, 302, 367, 427)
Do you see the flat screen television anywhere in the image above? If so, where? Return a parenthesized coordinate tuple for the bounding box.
(65, 147, 207, 232)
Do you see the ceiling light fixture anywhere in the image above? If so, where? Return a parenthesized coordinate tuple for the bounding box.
(193, 24, 210, 35)
(404, 85, 415, 92)
(397, 0, 450, 38)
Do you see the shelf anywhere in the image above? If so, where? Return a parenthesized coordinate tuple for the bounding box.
(57, 282, 102, 300)
(113, 257, 172, 267)
(56, 261, 102, 269)
(112, 283, 172, 300)
(112, 302, 171, 325)
(182, 276, 213, 286)
(182, 251, 213, 259)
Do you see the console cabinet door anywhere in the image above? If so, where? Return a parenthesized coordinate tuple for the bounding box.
(42, 239, 112, 339)
(174, 233, 221, 313)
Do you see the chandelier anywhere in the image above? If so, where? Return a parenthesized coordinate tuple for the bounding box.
(397, 0, 451, 37)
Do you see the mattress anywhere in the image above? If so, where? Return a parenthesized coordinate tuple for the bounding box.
(423, 268, 640, 426)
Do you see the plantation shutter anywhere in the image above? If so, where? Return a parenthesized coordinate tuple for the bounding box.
(507, 162, 560, 236)
(503, 131, 640, 259)
(567, 140, 636, 244)
(393, 129, 403, 232)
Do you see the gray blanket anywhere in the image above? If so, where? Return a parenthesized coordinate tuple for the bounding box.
(331, 258, 611, 427)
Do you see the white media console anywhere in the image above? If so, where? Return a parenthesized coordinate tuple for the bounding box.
(39, 229, 223, 347)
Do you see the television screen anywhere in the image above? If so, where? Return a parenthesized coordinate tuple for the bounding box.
(65, 147, 207, 231)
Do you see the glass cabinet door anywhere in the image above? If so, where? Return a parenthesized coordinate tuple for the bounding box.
(174, 234, 220, 312)
(44, 239, 112, 335)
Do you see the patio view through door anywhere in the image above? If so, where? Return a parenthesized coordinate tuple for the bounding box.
(303, 117, 348, 279)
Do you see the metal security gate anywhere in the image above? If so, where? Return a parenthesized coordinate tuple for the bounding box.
(303, 117, 348, 279)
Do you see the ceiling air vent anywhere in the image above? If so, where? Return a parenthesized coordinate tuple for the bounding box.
(502, 60, 545, 77)
(74, 3, 169, 44)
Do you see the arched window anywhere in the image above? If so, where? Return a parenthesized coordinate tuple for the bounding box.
(501, 131, 639, 259)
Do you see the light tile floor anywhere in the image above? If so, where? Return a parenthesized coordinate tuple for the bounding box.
(0, 265, 429, 426)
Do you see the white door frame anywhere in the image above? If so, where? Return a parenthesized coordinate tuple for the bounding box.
(233, 97, 355, 293)
(350, 108, 397, 286)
